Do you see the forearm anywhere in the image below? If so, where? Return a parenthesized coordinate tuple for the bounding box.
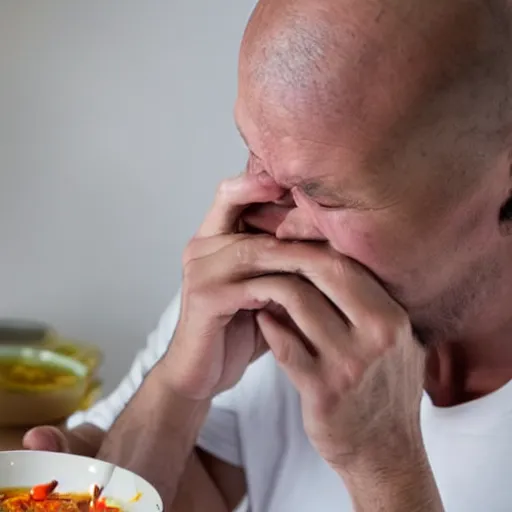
(96, 363, 228, 511)
(340, 454, 444, 512)
(170, 450, 232, 512)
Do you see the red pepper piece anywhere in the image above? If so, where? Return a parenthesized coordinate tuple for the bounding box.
(93, 497, 108, 511)
(30, 480, 59, 501)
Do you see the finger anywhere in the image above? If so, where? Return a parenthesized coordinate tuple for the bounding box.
(23, 426, 70, 453)
(196, 173, 284, 238)
(189, 235, 288, 285)
(184, 233, 272, 262)
(250, 318, 270, 363)
(209, 238, 404, 328)
(256, 310, 315, 387)
(246, 275, 350, 356)
(183, 235, 283, 287)
(190, 272, 343, 336)
(204, 275, 348, 354)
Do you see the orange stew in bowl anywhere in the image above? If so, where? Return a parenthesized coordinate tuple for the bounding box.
(0, 481, 122, 511)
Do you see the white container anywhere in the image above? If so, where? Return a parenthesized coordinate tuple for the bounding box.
(0, 451, 163, 511)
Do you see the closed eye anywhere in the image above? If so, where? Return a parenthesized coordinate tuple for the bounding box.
(297, 187, 370, 211)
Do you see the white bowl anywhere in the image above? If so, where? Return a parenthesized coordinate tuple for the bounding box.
(0, 451, 163, 511)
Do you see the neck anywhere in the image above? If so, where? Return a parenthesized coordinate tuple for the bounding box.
(425, 316, 512, 407)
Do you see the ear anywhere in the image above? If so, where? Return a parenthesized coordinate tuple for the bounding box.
(499, 162, 512, 235)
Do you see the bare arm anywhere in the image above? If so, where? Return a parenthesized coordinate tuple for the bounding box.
(172, 450, 246, 512)
(96, 363, 246, 511)
(96, 174, 285, 510)
(340, 456, 444, 512)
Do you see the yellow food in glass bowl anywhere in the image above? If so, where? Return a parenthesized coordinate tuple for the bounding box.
(0, 359, 79, 391)
(0, 347, 89, 427)
(0, 321, 104, 415)
(40, 336, 104, 411)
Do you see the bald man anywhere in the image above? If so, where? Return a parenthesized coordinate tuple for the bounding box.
(26, 0, 512, 510)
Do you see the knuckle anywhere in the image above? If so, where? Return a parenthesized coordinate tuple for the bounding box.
(340, 357, 366, 387)
(215, 178, 235, 202)
(260, 234, 281, 250)
(365, 309, 410, 352)
(182, 238, 199, 266)
(331, 256, 352, 282)
(183, 281, 216, 311)
(182, 258, 198, 285)
(251, 234, 281, 253)
(234, 235, 279, 265)
(367, 316, 397, 351)
(233, 237, 258, 266)
(331, 256, 369, 284)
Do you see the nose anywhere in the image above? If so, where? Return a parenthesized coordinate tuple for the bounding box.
(242, 203, 325, 241)
(276, 207, 326, 240)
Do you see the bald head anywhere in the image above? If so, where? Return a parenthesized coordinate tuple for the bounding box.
(240, 0, 512, 159)
(235, 0, 512, 346)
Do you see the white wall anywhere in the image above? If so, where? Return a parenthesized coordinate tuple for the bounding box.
(0, 1, 254, 391)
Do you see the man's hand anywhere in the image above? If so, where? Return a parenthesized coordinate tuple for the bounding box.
(165, 167, 440, 508)
(23, 426, 71, 452)
(162, 172, 285, 400)
(247, 246, 442, 510)
(23, 424, 105, 458)
(94, 172, 286, 511)
(91, 169, 442, 510)
(252, 253, 426, 471)
(167, 171, 428, 464)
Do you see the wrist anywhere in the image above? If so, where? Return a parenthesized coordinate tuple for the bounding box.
(151, 361, 212, 426)
(98, 362, 211, 467)
(335, 418, 425, 469)
(338, 436, 427, 473)
(338, 450, 443, 512)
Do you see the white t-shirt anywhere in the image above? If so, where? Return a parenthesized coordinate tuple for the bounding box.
(68, 293, 512, 511)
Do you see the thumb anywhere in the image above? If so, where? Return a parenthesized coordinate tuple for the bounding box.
(23, 426, 71, 453)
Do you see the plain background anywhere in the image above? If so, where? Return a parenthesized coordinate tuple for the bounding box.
(0, 1, 256, 392)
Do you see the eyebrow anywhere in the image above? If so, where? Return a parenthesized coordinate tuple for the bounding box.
(301, 180, 332, 198)
(236, 121, 370, 210)
(299, 180, 369, 209)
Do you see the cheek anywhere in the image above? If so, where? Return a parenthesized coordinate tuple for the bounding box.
(292, 191, 392, 270)
(314, 209, 428, 306)
(293, 191, 424, 283)
(314, 210, 383, 266)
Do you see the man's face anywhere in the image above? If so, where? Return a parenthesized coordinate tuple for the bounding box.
(234, 59, 510, 345)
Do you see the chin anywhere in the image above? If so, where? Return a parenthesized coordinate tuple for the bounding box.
(411, 322, 444, 346)
(409, 304, 468, 346)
